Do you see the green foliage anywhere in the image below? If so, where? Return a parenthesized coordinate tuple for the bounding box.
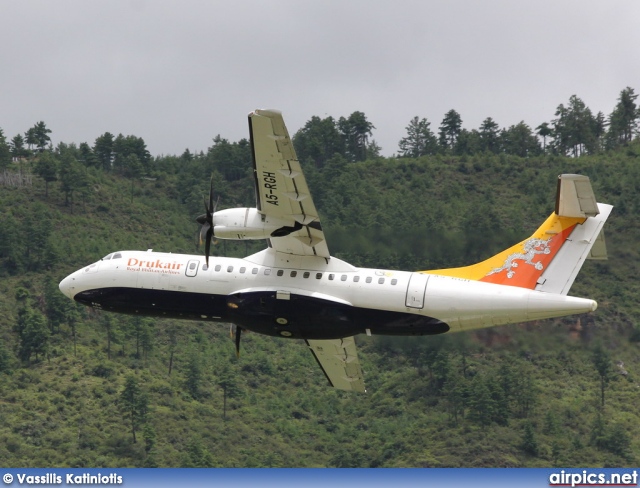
(439, 109, 462, 151)
(0, 128, 12, 169)
(398, 116, 438, 157)
(16, 306, 49, 363)
(592, 343, 614, 408)
(119, 375, 149, 443)
(521, 421, 539, 456)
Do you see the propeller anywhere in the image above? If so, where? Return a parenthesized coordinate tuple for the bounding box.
(195, 177, 219, 267)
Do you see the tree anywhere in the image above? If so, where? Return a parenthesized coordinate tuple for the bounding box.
(59, 153, 88, 207)
(607, 87, 639, 148)
(0, 338, 13, 374)
(207, 135, 251, 181)
(536, 122, 552, 152)
(478, 117, 501, 153)
(454, 129, 481, 155)
(438, 109, 462, 151)
(44, 275, 71, 334)
(93, 132, 114, 170)
(0, 129, 11, 169)
(35, 151, 59, 198)
(185, 350, 203, 399)
(467, 376, 495, 426)
(592, 343, 614, 408)
(25, 127, 38, 151)
(9, 133, 28, 160)
(17, 306, 50, 363)
(552, 95, 597, 156)
(338, 111, 375, 162)
(119, 375, 148, 443)
(77, 142, 97, 168)
(112, 134, 151, 176)
(502, 122, 541, 157)
(398, 116, 438, 157)
(293, 116, 345, 168)
(217, 364, 240, 419)
(167, 324, 178, 375)
(521, 421, 539, 456)
(34, 121, 52, 151)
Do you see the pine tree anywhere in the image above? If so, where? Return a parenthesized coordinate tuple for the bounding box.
(592, 343, 614, 408)
(119, 375, 148, 443)
(398, 116, 437, 157)
(438, 109, 462, 152)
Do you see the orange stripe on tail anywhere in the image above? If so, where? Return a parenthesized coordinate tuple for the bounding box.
(421, 213, 584, 290)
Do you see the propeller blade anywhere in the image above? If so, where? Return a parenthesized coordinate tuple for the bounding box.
(204, 226, 213, 267)
(195, 176, 218, 267)
(208, 178, 215, 215)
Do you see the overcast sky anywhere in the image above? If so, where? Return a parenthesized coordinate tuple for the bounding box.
(1, 0, 639, 157)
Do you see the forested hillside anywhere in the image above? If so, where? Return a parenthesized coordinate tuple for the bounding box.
(1, 88, 639, 467)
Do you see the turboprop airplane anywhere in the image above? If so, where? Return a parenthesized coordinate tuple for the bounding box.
(59, 109, 612, 393)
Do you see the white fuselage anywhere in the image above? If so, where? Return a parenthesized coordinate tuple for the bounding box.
(59, 249, 597, 340)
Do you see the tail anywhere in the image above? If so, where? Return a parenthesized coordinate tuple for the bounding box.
(422, 174, 613, 294)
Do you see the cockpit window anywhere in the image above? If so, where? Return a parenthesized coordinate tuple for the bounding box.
(102, 253, 113, 261)
(112, 253, 122, 259)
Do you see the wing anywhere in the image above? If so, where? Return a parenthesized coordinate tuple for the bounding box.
(249, 109, 330, 259)
(306, 337, 366, 393)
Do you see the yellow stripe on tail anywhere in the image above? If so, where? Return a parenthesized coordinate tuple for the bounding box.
(421, 213, 585, 290)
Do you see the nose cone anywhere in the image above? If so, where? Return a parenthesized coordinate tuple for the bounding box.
(59, 273, 77, 300)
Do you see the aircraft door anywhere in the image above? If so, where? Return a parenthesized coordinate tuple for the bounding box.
(185, 260, 200, 277)
(406, 273, 429, 309)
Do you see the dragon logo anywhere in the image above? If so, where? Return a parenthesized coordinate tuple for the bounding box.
(486, 237, 552, 279)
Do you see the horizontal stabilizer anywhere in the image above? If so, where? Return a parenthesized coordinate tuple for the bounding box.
(555, 174, 599, 218)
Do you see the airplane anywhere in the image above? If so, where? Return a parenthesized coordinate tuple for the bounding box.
(59, 109, 613, 393)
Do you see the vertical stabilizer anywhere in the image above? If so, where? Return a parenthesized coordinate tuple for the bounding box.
(422, 174, 611, 294)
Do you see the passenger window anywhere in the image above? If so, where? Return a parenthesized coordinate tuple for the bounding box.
(378, 277, 385, 284)
(102, 253, 113, 261)
(341, 275, 347, 281)
(265, 269, 271, 276)
(316, 273, 322, 279)
(240, 267, 246, 274)
(252, 268, 258, 274)
(354, 276, 360, 283)
(277, 270, 284, 276)
(366, 277, 372, 283)
(227, 266, 233, 272)
(391, 279, 397, 285)
(303, 272, 310, 278)
(328, 274, 334, 280)
(112, 253, 122, 259)
(189, 262, 197, 270)
(202, 264, 208, 271)
(290, 271, 297, 277)
(215, 264, 221, 272)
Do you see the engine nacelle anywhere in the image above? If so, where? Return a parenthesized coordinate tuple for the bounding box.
(212, 207, 299, 240)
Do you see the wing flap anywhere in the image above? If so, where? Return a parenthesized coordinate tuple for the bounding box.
(306, 337, 366, 393)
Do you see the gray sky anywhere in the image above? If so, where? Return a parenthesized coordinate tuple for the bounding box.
(1, 0, 639, 157)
